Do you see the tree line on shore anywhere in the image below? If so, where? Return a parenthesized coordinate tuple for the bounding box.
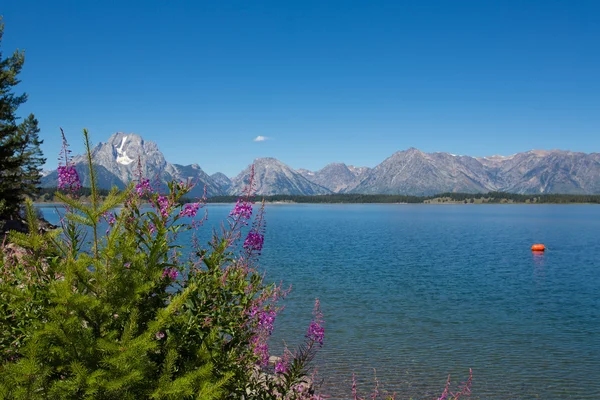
(35, 187, 600, 205)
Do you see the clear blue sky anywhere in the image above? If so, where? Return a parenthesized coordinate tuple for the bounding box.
(2, 0, 599, 176)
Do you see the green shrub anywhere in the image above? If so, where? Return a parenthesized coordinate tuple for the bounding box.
(0, 129, 323, 399)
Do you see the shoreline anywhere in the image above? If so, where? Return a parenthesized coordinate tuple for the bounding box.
(33, 200, 600, 207)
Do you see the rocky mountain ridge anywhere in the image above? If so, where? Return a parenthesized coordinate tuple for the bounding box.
(344, 148, 600, 195)
(229, 158, 331, 196)
(41, 132, 223, 197)
(41, 132, 600, 196)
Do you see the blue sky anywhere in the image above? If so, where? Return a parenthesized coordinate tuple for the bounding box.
(2, 0, 599, 176)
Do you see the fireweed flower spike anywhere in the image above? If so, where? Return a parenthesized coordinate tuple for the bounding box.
(243, 200, 267, 262)
(274, 359, 287, 374)
(228, 165, 256, 225)
(155, 195, 171, 218)
(57, 128, 81, 192)
(274, 348, 292, 374)
(135, 178, 152, 196)
(230, 198, 253, 221)
(437, 375, 451, 400)
(243, 230, 264, 253)
(162, 267, 178, 280)
(134, 156, 153, 196)
(437, 368, 472, 400)
(179, 202, 201, 218)
(306, 298, 325, 346)
(249, 306, 278, 366)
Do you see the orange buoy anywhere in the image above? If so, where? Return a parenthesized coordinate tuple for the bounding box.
(531, 244, 545, 252)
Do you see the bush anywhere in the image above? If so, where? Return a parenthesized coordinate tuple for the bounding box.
(0, 129, 324, 399)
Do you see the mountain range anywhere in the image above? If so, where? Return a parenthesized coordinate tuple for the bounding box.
(41, 132, 600, 196)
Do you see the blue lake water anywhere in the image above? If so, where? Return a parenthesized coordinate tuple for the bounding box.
(39, 204, 600, 399)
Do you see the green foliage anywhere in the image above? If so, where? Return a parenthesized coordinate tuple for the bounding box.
(205, 192, 600, 204)
(0, 130, 322, 399)
(0, 19, 46, 217)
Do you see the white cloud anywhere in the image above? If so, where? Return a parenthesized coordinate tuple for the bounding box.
(253, 135, 268, 142)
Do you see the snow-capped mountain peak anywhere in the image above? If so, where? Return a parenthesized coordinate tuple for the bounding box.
(115, 135, 135, 165)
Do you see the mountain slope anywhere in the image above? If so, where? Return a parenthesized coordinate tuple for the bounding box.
(352, 148, 600, 195)
(41, 133, 600, 196)
(351, 148, 493, 195)
(478, 150, 600, 194)
(229, 158, 331, 196)
(211, 172, 232, 193)
(42, 132, 223, 196)
(298, 163, 369, 193)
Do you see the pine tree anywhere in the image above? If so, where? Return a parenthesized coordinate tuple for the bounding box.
(0, 18, 45, 218)
(15, 114, 45, 199)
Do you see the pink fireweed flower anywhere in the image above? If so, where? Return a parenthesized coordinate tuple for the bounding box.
(306, 299, 325, 346)
(135, 178, 152, 196)
(102, 212, 116, 226)
(57, 165, 81, 191)
(156, 195, 171, 218)
(162, 267, 178, 280)
(249, 306, 277, 336)
(230, 199, 253, 222)
(437, 368, 472, 400)
(249, 306, 278, 367)
(250, 336, 270, 367)
(307, 321, 325, 346)
(274, 359, 288, 374)
(179, 202, 200, 218)
(257, 309, 276, 335)
(57, 128, 81, 192)
(274, 350, 290, 374)
(437, 375, 450, 400)
(102, 212, 116, 234)
(243, 230, 264, 253)
(453, 368, 473, 399)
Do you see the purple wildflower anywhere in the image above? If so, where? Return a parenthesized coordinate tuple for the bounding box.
(179, 202, 200, 218)
(274, 359, 287, 374)
(248, 306, 278, 367)
(229, 199, 253, 222)
(148, 223, 156, 234)
(156, 195, 170, 218)
(155, 331, 165, 340)
(57, 128, 81, 192)
(243, 230, 264, 253)
(437, 375, 450, 400)
(257, 309, 276, 335)
(102, 212, 117, 234)
(135, 178, 152, 196)
(57, 165, 81, 191)
(103, 212, 116, 226)
(162, 267, 178, 280)
(274, 350, 291, 375)
(250, 336, 270, 367)
(306, 299, 325, 346)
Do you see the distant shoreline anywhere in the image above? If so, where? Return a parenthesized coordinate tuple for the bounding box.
(33, 188, 600, 205)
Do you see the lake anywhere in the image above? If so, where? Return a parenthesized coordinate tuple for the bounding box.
(38, 203, 600, 399)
